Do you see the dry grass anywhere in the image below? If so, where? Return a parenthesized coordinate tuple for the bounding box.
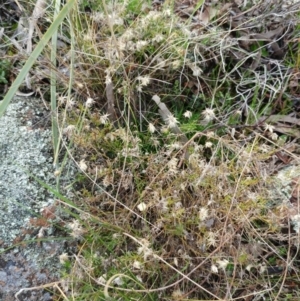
(3, 0, 300, 300)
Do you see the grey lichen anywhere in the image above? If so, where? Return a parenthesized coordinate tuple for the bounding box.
(0, 97, 76, 300)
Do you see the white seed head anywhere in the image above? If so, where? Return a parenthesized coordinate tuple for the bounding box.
(264, 123, 275, 133)
(63, 125, 76, 138)
(133, 260, 142, 269)
(59, 253, 69, 264)
(202, 108, 215, 122)
(199, 207, 209, 221)
(136, 40, 148, 51)
(67, 220, 85, 239)
(137, 202, 147, 212)
(85, 97, 95, 108)
(216, 259, 229, 270)
(148, 122, 156, 133)
(79, 159, 88, 172)
(105, 74, 112, 85)
(100, 113, 110, 125)
(183, 110, 192, 118)
(166, 114, 180, 128)
(205, 141, 213, 148)
(137, 75, 151, 86)
(97, 274, 107, 285)
(211, 264, 218, 273)
(112, 276, 124, 286)
(271, 132, 278, 141)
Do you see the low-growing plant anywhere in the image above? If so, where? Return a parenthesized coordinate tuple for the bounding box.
(2, 0, 300, 300)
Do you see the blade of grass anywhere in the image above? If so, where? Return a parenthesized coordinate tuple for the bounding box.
(51, 0, 62, 168)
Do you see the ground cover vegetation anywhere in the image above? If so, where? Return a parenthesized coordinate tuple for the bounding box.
(2, 0, 300, 300)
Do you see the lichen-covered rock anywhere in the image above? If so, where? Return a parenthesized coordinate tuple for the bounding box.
(0, 97, 75, 300)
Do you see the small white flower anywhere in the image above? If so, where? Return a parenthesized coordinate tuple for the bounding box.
(205, 141, 213, 148)
(66, 98, 76, 109)
(137, 202, 147, 212)
(172, 60, 181, 69)
(271, 132, 278, 141)
(108, 13, 124, 26)
(67, 220, 85, 239)
(76, 82, 84, 89)
(112, 276, 124, 286)
(58, 95, 67, 105)
(148, 123, 156, 133)
(191, 65, 202, 77)
(259, 264, 267, 274)
(63, 125, 76, 138)
(174, 201, 182, 210)
(137, 239, 153, 260)
(133, 261, 142, 269)
(59, 253, 69, 264)
(122, 29, 135, 41)
(137, 75, 151, 86)
(61, 279, 69, 292)
(136, 85, 143, 92)
(91, 12, 105, 23)
(264, 123, 275, 133)
(54, 169, 61, 177)
(166, 114, 180, 128)
(136, 40, 148, 51)
(100, 113, 110, 124)
(216, 259, 229, 270)
(168, 157, 178, 173)
(105, 74, 112, 85)
(112, 233, 121, 239)
(207, 231, 217, 247)
(162, 9, 171, 17)
(206, 131, 216, 137)
(37, 227, 46, 239)
(291, 214, 300, 233)
(160, 126, 169, 134)
(83, 32, 93, 41)
(152, 34, 164, 43)
(172, 289, 184, 299)
(79, 159, 88, 172)
(97, 274, 107, 285)
(156, 198, 168, 212)
(199, 207, 209, 221)
(168, 142, 181, 150)
(103, 174, 113, 187)
(202, 108, 215, 122)
(183, 110, 192, 118)
(136, 275, 143, 283)
(85, 97, 95, 108)
(211, 264, 218, 273)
